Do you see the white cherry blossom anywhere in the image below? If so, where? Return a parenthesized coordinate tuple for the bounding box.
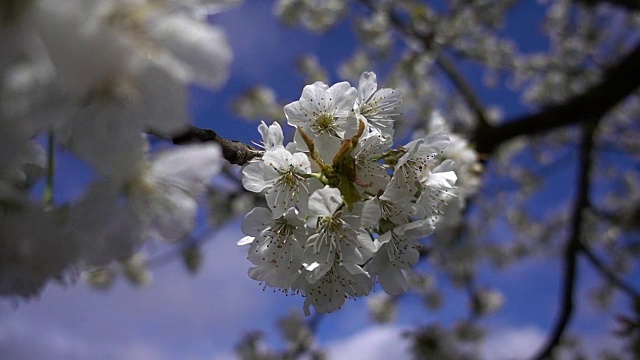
(301, 187, 375, 283)
(284, 81, 358, 161)
(353, 129, 393, 194)
(257, 121, 285, 151)
(242, 145, 321, 218)
(240, 207, 305, 289)
(297, 261, 372, 315)
(367, 220, 432, 296)
(355, 71, 402, 138)
(0, 0, 233, 299)
(127, 143, 222, 243)
(384, 133, 451, 200)
(413, 159, 458, 224)
(239, 73, 459, 314)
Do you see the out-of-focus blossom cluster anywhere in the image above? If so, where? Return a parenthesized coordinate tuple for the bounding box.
(0, 0, 238, 297)
(274, 0, 346, 33)
(239, 72, 463, 314)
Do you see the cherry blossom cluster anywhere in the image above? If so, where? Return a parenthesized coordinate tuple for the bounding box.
(239, 72, 458, 315)
(0, 0, 237, 297)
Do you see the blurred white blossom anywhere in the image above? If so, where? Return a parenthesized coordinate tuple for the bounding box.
(0, 0, 233, 298)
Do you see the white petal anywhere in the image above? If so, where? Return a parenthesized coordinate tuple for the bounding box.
(248, 263, 299, 289)
(134, 61, 190, 134)
(241, 207, 273, 236)
(70, 181, 142, 266)
(146, 13, 232, 88)
(361, 199, 382, 228)
(328, 81, 357, 120)
(237, 236, 254, 246)
(262, 148, 293, 171)
(314, 134, 342, 164)
(33, 0, 136, 95)
(378, 264, 409, 296)
(139, 186, 199, 243)
(301, 239, 334, 283)
(151, 143, 222, 191)
(258, 121, 284, 150)
(340, 263, 373, 297)
(265, 185, 295, 218)
(358, 71, 378, 103)
(241, 161, 276, 192)
(67, 103, 146, 182)
(418, 133, 450, 155)
(425, 171, 457, 189)
(283, 101, 308, 128)
(308, 187, 342, 216)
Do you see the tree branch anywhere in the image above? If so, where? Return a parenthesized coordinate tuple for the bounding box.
(530, 120, 599, 360)
(580, 243, 640, 300)
(436, 52, 492, 129)
(476, 41, 640, 154)
(578, 0, 640, 11)
(170, 125, 262, 165)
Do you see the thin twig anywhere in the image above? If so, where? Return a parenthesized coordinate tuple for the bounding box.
(151, 125, 262, 165)
(580, 244, 640, 300)
(436, 52, 491, 129)
(172, 125, 263, 165)
(530, 120, 599, 360)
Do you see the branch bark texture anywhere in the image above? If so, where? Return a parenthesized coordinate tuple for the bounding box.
(171, 125, 262, 166)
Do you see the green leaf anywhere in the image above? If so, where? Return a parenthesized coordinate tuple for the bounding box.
(337, 174, 362, 211)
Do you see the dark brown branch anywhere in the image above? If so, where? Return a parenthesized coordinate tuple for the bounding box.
(530, 120, 599, 360)
(436, 52, 492, 129)
(578, 0, 640, 11)
(580, 244, 640, 300)
(171, 125, 262, 165)
(476, 41, 640, 154)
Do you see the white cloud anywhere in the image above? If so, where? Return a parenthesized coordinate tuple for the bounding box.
(481, 326, 545, 360)
(0, 319, 92, 360)
(0, 221, 298, 360)
(323, 326, 411, 360)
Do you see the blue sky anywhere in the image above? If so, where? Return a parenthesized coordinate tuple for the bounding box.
(1, 1, 635, 359)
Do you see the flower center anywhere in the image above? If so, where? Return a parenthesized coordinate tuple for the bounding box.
(272, 218, 295, 245)
(314, 112, 335, 133)
(319, 216, 343, 233)
(278, 167, 301, 188)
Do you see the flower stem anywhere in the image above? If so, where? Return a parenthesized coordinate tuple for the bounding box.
(297, 128, 332, 174)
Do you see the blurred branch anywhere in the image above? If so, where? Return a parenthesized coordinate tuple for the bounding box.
(591, 205, 640, 229)
(578, 0, 640, 11)
(437, 52, 492, 129)
(361, 0, 640, 160)
(358, 0, 491, 128)
(530, 120, 599, 360)
(476, 42, 640, 154)
(580, 244, 640, 300)
(150, 125, 262, 165)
